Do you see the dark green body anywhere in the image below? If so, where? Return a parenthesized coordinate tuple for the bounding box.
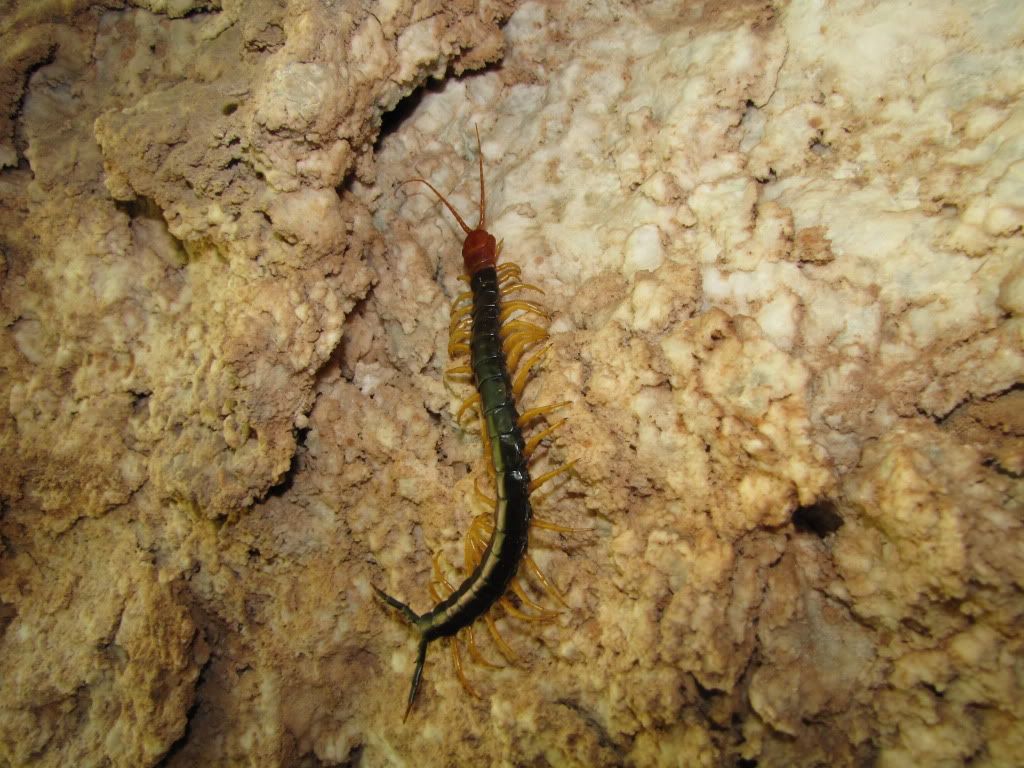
(417, 266, 533, 640)
(372, 266, 535, 717)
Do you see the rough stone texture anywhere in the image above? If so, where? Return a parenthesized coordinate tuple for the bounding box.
(1, 0, 1021, 766)
(0, 0, 512, 765)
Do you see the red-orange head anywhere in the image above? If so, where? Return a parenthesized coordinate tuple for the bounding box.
(462, 228, 497, 275)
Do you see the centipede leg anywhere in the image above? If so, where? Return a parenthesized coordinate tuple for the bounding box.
(524, 418, 567, 460)
(509, 576, 558, 617)
(485, 614, 517, 663)
(500, 281, 545, 297)
(456, 392, 481, 425)
(509, 330, 551, 372)
(529, 459, 578, 493)
(518, 401, 572, 427)
(499, 595, 558, 622)
(499, 299, 550, 324)
(450, 303, 472, 326)
(511, 346, 550, 399)
(448, 332, 471, 358)
(524, 553, 570, 608)
(449, 324, 472, 346)
(444, 364, 473, 382)
(531, 515, 590, 534)
(503, 323, 548, 346)
(465, 516, 487, 572)
(473, 475, 496, 506)
(429, 552, 451, 602)
(500, 319, 548, 342)
(450, 636, 481, 698)
(466, 623, 501, 668)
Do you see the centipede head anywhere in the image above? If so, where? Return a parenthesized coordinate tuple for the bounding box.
(462, 229, 497, 275)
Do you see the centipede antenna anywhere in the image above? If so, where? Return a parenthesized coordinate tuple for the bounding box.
(475, 124, 485, 230)
(401, 178, 473, 236)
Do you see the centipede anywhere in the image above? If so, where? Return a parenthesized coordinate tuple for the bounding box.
(373, 127, 576, 719)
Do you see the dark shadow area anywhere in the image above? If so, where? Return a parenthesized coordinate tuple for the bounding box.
(792, 500, 844, 537)
(265, 426, 311, 499)
(374, 85, 430, 153)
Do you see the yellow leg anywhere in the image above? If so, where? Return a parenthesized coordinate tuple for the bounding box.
(509, 576, 558, 617)
(505, 333, 548, 373)
(497, 261, 521, 277)
(469, 412, 494, 481)
(465, 516, 487, 572)
(466, 623, 501, 668)
(450, 302, 472, 324)
(524, 418, 567, 460)
(474, 512, 494, 532)
(485, 614, 517, 663)
(499, 595, 559, 622)
(518, 401, 572, 427)
(448, 342, 470, 359)
(528, 486, 559, 510)
(431, 551, 450, 583)
(497, 270, 520, 283)
(524, 553, 570, 608)
(500, 281, 545, 297)
(469, 512, 492, 541)
(500, 319, 548, 341)
(499, 300, 550, 324)
(444, 364, 473, 382)
(474, 475, 496, 506)
(436, 561, 456, 593)
(504, 338, 530, 374)
(449, 320, 472, 341)
(456, 392, 480, 424)
(511, 346, 550, 398)
(464, 537, 482, 574)
(479, 421, 496, 480)
(481, 451, 495, 481)
(450, 637, 481, 698)
(429, 552, 450, 603)
(531, 515, 590, 534)
(498, 270, 524, 285)
(505, 331, 548, 372)
(528, 460, 578, 493)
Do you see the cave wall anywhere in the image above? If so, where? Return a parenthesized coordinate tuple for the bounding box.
(1, 0, 1022, 765)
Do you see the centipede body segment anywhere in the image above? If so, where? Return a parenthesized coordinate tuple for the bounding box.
(373, 128, 576, 719)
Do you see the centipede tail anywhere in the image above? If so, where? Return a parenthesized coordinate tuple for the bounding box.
(371, 586, 429, 720)
(374, 126, 576, 717)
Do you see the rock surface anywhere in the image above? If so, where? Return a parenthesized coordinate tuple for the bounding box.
(1, 0, 1021, 766)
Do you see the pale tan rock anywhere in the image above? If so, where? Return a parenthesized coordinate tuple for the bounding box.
(1, 0, 1021, 766)
(0, 516, 202, 768)
(0, 0, 511, 764)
